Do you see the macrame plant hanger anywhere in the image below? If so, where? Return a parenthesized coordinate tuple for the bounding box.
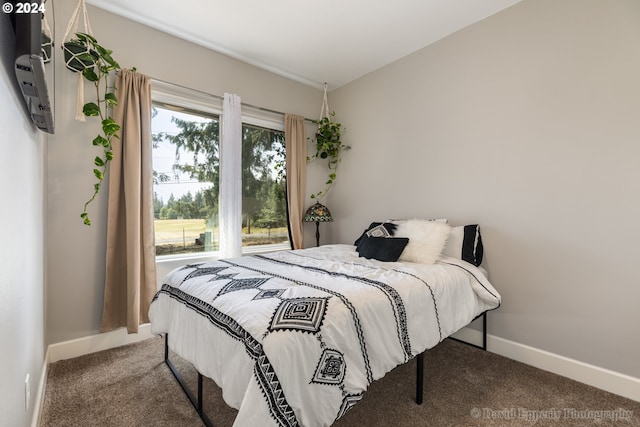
(61, 0, 94, 121)
(41, 2, 53, 64)
(319, 82, 330, 120)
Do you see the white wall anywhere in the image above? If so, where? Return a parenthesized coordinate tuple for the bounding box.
(329, 0, 640, 378)
(46, 0, 322, 344)
(0, 14, 47, 427)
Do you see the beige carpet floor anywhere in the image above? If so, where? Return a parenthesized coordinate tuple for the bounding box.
(40, 337, 640, 426)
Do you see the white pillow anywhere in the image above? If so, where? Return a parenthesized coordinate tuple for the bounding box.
(394, 219, 451, 264)
(441, 224, 484, 266)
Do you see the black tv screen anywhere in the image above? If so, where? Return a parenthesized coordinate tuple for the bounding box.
(11, 1, 54, 134)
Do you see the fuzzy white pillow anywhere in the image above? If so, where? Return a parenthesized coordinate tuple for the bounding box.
(394, 219, 451, 264)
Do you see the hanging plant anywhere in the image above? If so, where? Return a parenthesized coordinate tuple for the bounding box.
(63, 32, 120, 225)
(307, 111, 349, 200)
(307, 83, 349, 200)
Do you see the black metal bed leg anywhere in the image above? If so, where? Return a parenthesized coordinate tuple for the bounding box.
(164, 333, 171, 367)
(198, 373, 204, 414)
(448, 311, 489, 351)
(164, 334, 214, 427)
(415, 312, 488, 405)
(481, 311, 487, 351)
(416, 352, 424, 405)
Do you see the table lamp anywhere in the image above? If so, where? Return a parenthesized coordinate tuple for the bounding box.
(303, 202, 333, 247)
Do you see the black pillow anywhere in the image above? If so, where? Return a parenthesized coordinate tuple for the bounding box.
(356, 236, 409, 262)
(353, 222, 398, 247)
(442, 224, 484, 266)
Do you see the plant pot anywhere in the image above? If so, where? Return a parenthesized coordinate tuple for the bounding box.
(41, 32, 53, 63)
(62, 40, 98, 72)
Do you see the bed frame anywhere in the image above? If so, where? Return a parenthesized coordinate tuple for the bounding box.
(416, 311, 487, 404)
(163, 311, 488, 426)
(164, 335, 216, 427)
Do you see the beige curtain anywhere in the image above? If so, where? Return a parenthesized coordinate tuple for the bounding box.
(285, 114, 307, 249)
(101, 69, 156, 334)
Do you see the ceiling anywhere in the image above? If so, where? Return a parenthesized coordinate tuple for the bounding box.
(86, 0, 522, 90)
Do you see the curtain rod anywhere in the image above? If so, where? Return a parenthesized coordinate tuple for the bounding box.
(147, 76, 316, 124)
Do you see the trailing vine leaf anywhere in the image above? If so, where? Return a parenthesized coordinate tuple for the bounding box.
(102, 118, 120, 136)
(92, 135, 107, 146)
(82, 68, 99, 82)
(83, 102, 100, 117)
(63, 32, 122, 225)
(104, 93, 117, 106)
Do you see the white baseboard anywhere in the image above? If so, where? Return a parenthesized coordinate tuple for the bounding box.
(31, 346, 49, 427)
(451, 327, 640, 403)
(47, 324, 155, 363)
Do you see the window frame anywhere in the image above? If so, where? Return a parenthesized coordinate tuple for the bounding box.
(151, 81, 290, 264)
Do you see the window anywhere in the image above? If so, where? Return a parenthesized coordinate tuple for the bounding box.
(152, 103, 220, 256)
(240, 123, 288, 248)
(151, 88, 289, 258)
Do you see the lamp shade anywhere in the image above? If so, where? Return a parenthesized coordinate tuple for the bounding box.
(303, 202, 334, 222)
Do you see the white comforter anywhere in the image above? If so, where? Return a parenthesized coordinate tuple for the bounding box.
(149, 244, 501, 427)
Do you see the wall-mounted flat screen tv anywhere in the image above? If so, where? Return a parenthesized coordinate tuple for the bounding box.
(11, 1, 54, 134)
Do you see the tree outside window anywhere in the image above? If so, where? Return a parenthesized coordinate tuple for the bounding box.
(152, 103, 288, 256)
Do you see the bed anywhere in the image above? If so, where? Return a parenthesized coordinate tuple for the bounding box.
(149, 221, 501, 427)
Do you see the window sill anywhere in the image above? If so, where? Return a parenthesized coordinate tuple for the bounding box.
(155, 242, 291, 264)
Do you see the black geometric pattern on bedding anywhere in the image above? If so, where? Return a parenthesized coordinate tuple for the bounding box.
(311, 348, 346, 386)
(252, 289, 285, 301)
(268, 297, 329, 334)
(217, 277, 271, 297)
(255, 353, 299, 427)
(181, 266, 230, 285)
(335, 393, 363, 421)
(178, 262, 205, 270)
